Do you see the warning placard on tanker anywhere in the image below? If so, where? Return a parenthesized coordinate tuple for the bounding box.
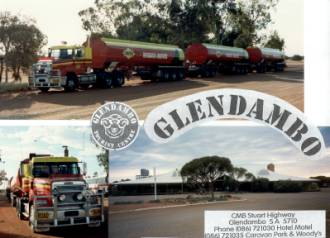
(205, 211, 326, 238)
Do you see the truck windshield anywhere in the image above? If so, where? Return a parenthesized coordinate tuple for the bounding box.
(33, 162, 80, 178)
(49, 48, 74, 60)
(49, 48, 83, 60)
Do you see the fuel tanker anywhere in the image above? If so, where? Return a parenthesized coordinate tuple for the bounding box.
(246, 47, 286, 72)
(185, 43, 250, 77)
(29, 36, 286, 93)
(29, 37, 185, 92)
(9, 153, 104, 233)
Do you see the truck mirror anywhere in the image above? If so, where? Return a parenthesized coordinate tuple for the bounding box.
(83, 162, 87, 176)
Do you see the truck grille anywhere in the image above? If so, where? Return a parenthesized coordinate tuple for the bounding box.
(52, 182, 86, 206)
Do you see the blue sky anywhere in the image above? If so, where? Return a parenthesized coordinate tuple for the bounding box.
(0, 0, 303, 56)
(0, 126, 104, 180)
(110, 125, 330, 181)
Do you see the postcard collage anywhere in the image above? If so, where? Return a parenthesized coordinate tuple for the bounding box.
(0, 0, 329, 238)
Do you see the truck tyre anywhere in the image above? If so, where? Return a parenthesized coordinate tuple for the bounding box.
(11, 194, 16, 207)
(40, 87, 49, 93)
(65, 78, 77, 92)
(163, 71, 170, 81)
(29, 205, 36, 232)
(103, 77, 112, 88)
(113, 72, 125, 87)
(178, 71, 185, 80)
(171, 72, 177, 81)
(16, 198, 24, 220)
(29, 205, 48, 233)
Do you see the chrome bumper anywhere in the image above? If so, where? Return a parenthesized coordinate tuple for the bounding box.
(31, 192, 104, 228)
(29, 74, 65, 88)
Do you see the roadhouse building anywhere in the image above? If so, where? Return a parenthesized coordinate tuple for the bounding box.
(111, 165, 318, 196)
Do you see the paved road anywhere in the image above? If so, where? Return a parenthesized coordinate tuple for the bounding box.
(0, 63, 303, 120)
(109, 189, 330, 238)
(0, 194, 108, 238)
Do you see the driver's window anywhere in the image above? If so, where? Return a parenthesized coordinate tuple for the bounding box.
(76, 48, 84, 58)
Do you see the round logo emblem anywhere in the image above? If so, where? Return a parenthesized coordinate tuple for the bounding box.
(91, 102, 139, 150)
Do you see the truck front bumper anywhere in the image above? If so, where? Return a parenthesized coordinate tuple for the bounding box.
(34, 207, 104, 227)
(29, 75, 66, 88)
(31, 194, 104, 229)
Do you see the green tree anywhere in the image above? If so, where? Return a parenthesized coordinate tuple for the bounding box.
(5, 23, 46, 81)
(79, 0, 279, 49)
(245, 172, 256, 182)
(181, 156, 233, 199)
(264, 30, 285, 50)
(227, 0, 279, 48)
(0, 170, 7, 186)
(0, 12, 46, 82)
(0, 12, 19, 82)
(96, 150, 109, 183)
(231, 167, 247, 191)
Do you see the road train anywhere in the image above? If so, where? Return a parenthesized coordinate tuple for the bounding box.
(29, 36, 286, 92)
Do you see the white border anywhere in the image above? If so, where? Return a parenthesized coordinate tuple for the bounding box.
(0, 120, 259, 127)
(305, 0, 330, 126)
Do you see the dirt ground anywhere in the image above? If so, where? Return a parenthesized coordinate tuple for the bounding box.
(0, 62, 303, 120)
(0, 194, 108, 238)
(109, 189, 330, 238)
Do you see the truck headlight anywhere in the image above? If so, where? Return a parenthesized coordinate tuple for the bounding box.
(89, 208, 101, 217)
(58, 194, 66, 202)
(76, 193, 83, 201)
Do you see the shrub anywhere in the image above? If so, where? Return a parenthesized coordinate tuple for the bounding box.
(304, 182, 320, 192)
(273, 180, 303, 193)
(291, 55, 304, 61)
(0, 82, 30, 93)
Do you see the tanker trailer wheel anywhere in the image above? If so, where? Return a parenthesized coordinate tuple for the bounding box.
(170, 72, 177, 81)
(178, 71, 185, 80)
(163, 71, 170, 81)
(113, 72, 125, 88)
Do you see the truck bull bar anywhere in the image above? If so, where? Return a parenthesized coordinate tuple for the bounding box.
(31, 191, 104, 228)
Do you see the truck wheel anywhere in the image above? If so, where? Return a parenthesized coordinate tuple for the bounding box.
(16, 198, 24, 220)
(29, 205, 48, 233)
(65, 78, 77, 92)
(29, 205, 37, 232)
(103, 77, 112, 88)
(178, 71, 185, 80)
(171, 72, 177, 81)
(163, 71, 170, 81)
(10, 194, 16, 207)
(210, 69, 216, 77)
(40, 87, 49, 93)
(113, 73, 125, 87)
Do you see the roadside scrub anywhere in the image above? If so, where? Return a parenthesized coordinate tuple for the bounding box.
(0, 82, 30, 93)
(112, 194, 237, 207)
